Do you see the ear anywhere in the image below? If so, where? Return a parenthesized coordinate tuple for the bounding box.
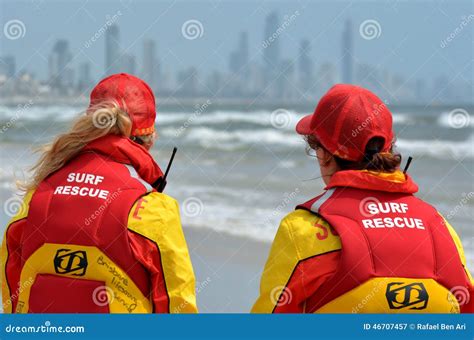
(317, 148, 333, 166)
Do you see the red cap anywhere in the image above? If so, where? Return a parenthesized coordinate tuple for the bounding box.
(296, 84, 394, 161)
(89, 73, 156, 136)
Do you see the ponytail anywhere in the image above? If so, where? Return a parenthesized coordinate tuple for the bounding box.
(363, 149, 401, 172)
(305, 135, 401, 172)
(19, 101, 132, 192)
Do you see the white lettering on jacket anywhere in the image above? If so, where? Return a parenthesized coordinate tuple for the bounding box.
(361, 202, 425, 230)
(54, 173, 109, 200)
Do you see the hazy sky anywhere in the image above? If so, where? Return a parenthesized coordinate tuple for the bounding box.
(1, 0, 472, 84)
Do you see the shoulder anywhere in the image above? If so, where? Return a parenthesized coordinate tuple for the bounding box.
(131, 192, 179, 213)
(7, 190, 35, 225)
(127, 192, 181, 241)
(437, 213, 468, 260)
(279, 209, 341, 260)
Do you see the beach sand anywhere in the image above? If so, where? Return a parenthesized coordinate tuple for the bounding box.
(183, 226, 271, 313)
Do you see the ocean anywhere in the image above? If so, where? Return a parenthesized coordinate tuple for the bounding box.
(0, 105, 473, 310)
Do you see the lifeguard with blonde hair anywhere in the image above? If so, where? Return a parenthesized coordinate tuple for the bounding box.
(1, 73, 197, 313)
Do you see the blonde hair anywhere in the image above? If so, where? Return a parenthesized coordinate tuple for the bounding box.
(20, 101, 134, 192)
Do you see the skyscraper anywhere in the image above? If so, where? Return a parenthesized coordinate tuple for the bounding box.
(0, 55, 16, 78)
(229, 31, 250, 95)
(105, 24, 121, 75)
(142, 39, 157, 88)
(206, 70, 224, 96)
(121, 53, 136, 75)
(77, 62, 93, 92)
(229, 32, 249, 74)
(263, 11, 281, 88)
(317, 62, 337, 96)
(356, 63, 379, 92)
(298, 39, 314, 98)
(177, 67, 199, 97)
(341, 19, 353, 84)
(239, 32, 249, 71)
(280, 59, 297, 100)
(49, 39, 73, 93)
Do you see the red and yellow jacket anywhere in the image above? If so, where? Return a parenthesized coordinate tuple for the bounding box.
(252, 170, 473, 313)
(1, 134, 197, 313)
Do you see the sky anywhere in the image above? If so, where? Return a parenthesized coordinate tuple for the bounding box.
(0, 0, 472, 84)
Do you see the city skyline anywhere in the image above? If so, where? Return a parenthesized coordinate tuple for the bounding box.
(0, 0, 472, 105)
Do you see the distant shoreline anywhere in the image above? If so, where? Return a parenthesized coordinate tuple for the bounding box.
(0, 95, 472, 113)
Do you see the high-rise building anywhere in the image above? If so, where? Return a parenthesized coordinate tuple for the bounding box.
(77, 62, 93, 92)
(316, 62, 337, 97)
(298, 39, 314, 98)
(228, 31, 250, 96)
(206, 70, 224, 96)
(142, 39, 157, 88)
(229, 32, 249, 74)
(246, 63, 265, 95)
(105, 24, 121, 75)
(279, 59, 297, 100)
(355, 63, 379, 92)
(0, 55, 16, 78)
(263, 11, 281, 90)
(433, 75, 453, 103)
(341, 19, 353, 84)
(49, 39, 73, 93)
(121, 53, 136, 75)
(177, 67, 199, 97)
(239, 32, 249, 71)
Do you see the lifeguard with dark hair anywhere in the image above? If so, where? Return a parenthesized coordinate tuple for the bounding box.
(252, 84, 473, 313)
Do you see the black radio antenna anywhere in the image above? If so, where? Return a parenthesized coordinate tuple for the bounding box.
(156, 147, 177, 192)
(403, 156, 413, 174)
(163, 147, 177, 180)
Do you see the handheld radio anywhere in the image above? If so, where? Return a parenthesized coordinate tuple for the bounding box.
(155, 147, 178, 193)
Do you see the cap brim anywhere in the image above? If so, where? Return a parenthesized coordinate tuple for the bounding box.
(295, 114, 313, 135)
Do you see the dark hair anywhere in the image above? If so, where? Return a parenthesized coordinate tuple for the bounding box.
(305, 135, 401, 172)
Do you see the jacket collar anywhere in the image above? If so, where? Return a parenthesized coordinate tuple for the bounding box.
(325, 169, 418, 194)
(81, 134, 163, 186)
